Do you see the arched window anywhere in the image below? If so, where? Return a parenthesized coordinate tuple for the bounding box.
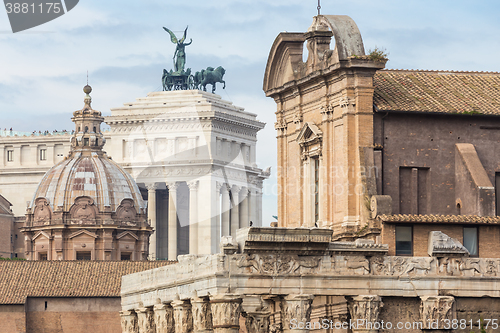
(93, 126, 96, 133)
(84, 126, 88, 133)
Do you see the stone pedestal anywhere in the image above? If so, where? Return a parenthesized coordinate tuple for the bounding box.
(192, 297, 213, 332)
(282, 294, 314, 333)
(172, 300, 193, 333)
(153, 303, 174, 333)
(420, 296, 455, 331)
(348, 295, 383, 333)
(210, 295, 242, 333)
(120, 310, 138, 333)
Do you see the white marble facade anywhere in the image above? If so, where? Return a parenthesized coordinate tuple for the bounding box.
(0, 90, 268, 259)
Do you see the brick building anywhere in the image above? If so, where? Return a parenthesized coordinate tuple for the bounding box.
(0, 260, 173, 333)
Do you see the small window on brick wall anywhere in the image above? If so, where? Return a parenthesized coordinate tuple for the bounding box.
(395, 225, 413, 256)
(7, 150, 13, 162)
(463, 227, 478, 257)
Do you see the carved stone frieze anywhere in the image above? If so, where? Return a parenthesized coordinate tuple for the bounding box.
(136, 307, 155, 333)
(420, 296, 455, 330)
(172, 300, 193, 333)
(210, 295, 242, 332)
(237, 254, 321, 276)
(348, 295, 383, 332)
(191, 297, 213, 332)
(153, 303, 174, 333)
(120, 310, 139, 333)
(281, 294, 314, 332)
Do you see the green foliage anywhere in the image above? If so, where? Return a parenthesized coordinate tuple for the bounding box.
(367, 47, 389, 61)
(0, 256, 26, 261)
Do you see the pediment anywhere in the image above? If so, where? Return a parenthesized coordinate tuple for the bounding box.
(296, 122, 322, 145)
(33, 230, 52, 241)
(116, 231, 139, 241)
(69, 229, 98, 239)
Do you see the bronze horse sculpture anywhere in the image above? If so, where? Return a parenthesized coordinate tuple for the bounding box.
(199, 66, 226, 93)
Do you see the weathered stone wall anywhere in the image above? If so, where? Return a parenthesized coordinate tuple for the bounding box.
(0, 305, 25, 333)
(25, 297, 121, 333)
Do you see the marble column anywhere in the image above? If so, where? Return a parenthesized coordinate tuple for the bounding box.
(172, 300, 193, 333)
(146, 183, 158, 260)
(192, 297, 213, 333)
(420, 296, 455, 331)
(230, 186, 240, 237)
(188, 180, 199, 255)
(215, 182, 223, 253)
(136, 307, 155, 333)
(248, 188, 257, 226)
(281, 295, 314, 333)
(167, 182, 179, 261)
(239, 187, 249, 228)
(120, 310, 138, 333)
(210, 295, 242, 333)
(256, 188, 263, 227)
(348, 295, 383, 333)
(221, 185, 230, 237)
(153, 302, 174, 333)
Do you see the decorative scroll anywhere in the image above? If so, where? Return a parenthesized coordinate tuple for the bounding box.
(69, 196, 97, 223)
(116, 198, 137, 221)
(33, 197, 51, 225)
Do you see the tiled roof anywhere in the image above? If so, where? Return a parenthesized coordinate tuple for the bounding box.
(0, 260, 175, 304)
(378, 214, 500, 225)
(374, 70, 500, 115)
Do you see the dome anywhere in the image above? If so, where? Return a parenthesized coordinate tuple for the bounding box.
(23, 85, 151, 261)
(30, 152, 146, 218)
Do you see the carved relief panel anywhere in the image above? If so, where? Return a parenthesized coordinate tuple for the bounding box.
(33, 197, 52, 225)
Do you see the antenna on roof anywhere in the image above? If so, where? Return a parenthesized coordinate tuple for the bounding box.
(87, 70, 88, 85)
(317, 0, 321, 15)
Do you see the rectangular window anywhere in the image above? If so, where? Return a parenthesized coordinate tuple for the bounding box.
(395, 225, 413, 256)
(314, 157, 320, 222)
(39, 253, 47, 260)
(7, 150, 13, 162)
(39, 149, 46, 161)
(121, 253, 131, 260)
(83, 138, 89, 146)
(76, 251, 91, 260)
(463, 227, 478, 256)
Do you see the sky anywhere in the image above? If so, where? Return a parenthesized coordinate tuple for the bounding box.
(1, 0, 499, 224)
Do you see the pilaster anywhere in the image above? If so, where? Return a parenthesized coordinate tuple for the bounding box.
(146, 182, 159, 260)
(188, 180, 199, 255)
(167, 182, 178, 260)
(230, 186, 241, 237)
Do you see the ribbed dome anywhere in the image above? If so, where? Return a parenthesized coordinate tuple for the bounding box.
(30, 152, 145, 214)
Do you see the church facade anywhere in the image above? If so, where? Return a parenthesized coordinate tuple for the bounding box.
(119, 15, 500, 333)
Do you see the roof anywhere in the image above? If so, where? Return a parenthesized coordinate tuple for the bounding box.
(373, 70, 500, 115)
(0, 260, 175, 304)
(378, 214, 500, 225)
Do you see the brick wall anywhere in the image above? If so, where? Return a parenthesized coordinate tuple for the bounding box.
(382, 223, 500, 257)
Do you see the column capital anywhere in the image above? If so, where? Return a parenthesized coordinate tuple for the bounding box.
(120, 310, 138, 333)
(210, 295, 242, 332)
(220, 183, 229, 193)
(187, 180, 199, 191)
(348, 295, 383, 333)
(282, 294, 314, 333)
(216, 181, 224, 192)
(171, 300, 193, 333)
(166, 181, 179, 192)
(145, 182, 159, 191)
(231, 185, 241, 193)
(191, 297, 213, 332)
(136, 307, 155, 333)
(420, 295, 455, 330)
(153, 302, 174, 333)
